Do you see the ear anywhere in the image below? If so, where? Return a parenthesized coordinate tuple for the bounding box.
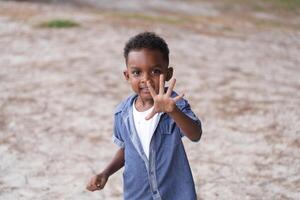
(166, 67, 173, 81)
(123, 69, 130, 81)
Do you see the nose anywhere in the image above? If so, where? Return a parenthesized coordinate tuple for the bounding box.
(141, 73, 150, 83)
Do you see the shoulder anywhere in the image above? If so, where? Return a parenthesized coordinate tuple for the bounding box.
(114, 94, 137, 115)
(171, 91, 189, 109)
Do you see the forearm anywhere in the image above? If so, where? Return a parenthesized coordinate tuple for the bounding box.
(102, 148, 125, 177)
(168, 106, 202, 141)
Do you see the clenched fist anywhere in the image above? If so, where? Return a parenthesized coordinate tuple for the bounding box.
(86, 172, 108, 191)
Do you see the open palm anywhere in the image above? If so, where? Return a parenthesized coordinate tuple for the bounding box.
(145, 74, 184, 120)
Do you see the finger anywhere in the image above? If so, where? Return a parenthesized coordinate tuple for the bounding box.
(87, 184, 96, 191)
(90, 186, 97, 191)
(86, 184, 92, 191)
(94, 179, 102, 190)
(173, 93, 184, 102)
(98, 178, 106, 190)
(96, 175, 107, 190)
(147, 81, 157, 97)
(166, 78, 176, 97)
(145, 109, 157, 120)
(90, 185, 97, 191)
(86, 178, 95, 191)
(90, 177, 99, 191)
(159, 74, 165, 95)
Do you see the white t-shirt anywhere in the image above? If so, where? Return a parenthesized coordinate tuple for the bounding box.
(133, 102, 160, 159)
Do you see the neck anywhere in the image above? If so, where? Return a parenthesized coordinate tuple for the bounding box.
(135, 96, 154, 112)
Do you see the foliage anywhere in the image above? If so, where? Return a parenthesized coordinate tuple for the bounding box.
(39, 19, 79, 28)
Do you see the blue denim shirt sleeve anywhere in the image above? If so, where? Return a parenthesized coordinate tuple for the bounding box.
(112, 115, 125, 148)
(173, 96, 202, 140)
(112, 96, 133, 148)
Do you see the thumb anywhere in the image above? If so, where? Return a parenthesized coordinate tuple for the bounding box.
(145, 109, 156, 120)
(99, 176, 107, 189)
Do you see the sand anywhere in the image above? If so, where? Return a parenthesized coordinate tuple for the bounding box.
(0, 1, 300, 199)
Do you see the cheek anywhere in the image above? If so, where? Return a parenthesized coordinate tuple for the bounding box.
(152, 77, 161, 90)
(130, 78, 140, 87)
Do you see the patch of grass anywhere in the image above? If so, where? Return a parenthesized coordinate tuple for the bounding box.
(222, 25, 234, 31)
(251, 4, 265, 12)
(38, 19, 79, 28)
(267, 0, 300, 11)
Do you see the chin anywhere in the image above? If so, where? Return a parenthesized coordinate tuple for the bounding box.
(139, 93, 153, 101)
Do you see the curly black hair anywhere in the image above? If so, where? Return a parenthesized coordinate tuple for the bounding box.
(123, 32, 169, 65)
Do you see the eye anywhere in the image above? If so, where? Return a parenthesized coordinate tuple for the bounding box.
(132, 70, 141, 77)
(151, 69, 161, 75)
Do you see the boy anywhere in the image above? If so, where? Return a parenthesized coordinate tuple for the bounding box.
(86, 32, 202, 200)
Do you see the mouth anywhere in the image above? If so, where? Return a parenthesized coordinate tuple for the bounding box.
(140, 87, 150, 93)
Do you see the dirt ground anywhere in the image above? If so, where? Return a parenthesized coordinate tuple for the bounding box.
(0, 0, 300, 199)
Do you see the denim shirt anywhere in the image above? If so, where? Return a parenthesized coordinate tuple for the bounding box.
(113, 91, 201, 200)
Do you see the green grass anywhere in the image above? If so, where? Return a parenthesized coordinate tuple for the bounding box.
(267, 0, 300, 11)
(39, 19, 79, 28)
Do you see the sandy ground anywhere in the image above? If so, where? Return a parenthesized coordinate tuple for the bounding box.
(0, 0, 300, 199)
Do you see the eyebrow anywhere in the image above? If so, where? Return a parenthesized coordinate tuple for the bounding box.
(129, 65, 163, 69)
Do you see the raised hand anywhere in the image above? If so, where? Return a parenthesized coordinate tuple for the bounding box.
(145, 74, 184, 120)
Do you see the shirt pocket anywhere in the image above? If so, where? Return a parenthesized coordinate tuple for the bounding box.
(160, 124, 181, 148)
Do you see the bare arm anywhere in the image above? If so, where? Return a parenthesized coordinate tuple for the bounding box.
(102, 147, 125, 177)
(86, 148, 124, 191)
(168, 106, 202, 141)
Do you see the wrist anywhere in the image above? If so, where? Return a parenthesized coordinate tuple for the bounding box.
(100, 170, 110, 178)
(167, 105, 180, 116)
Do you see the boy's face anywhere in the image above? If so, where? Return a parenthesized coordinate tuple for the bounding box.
(124, 48, 173, 102)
